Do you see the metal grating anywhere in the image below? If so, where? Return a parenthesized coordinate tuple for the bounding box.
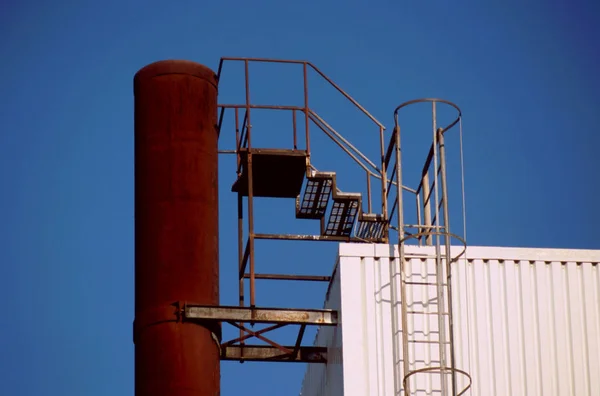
(324, 197, 359, 237)
(355, 214, 387, 240)
(296, 176, 333, 219)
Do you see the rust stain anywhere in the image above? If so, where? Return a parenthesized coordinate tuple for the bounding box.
(134, 60, 220, 396)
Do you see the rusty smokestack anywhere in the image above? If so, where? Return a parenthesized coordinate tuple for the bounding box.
(133, 60, 220, 396)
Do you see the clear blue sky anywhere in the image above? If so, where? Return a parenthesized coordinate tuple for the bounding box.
(1, 1, 599, 395)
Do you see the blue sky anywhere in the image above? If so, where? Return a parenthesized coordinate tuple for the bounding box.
(1, 1, 599, 395)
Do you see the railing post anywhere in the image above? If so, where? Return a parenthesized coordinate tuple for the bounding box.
(303, 63, 310, 155)
(366, 171, 372, 213)
(235, 108, 240, 172)
(237, 192, 245, 355)
(245, 60, 252, 149)
(381, 126, 388, 229)
(422, 172, 432, 246)
(292, 109, 298, 150)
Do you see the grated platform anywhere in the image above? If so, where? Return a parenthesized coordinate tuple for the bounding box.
(296, 173, 334, 219)
(324, 193, 360, 237)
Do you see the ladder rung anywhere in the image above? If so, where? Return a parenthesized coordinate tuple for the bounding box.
(403, 255, 452, 260)
(408, 340, 451, 345)
(406, 311, 449, 315)
(404, 281, 448, 286)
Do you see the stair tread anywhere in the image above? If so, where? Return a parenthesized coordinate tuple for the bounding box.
(324, 199, 359, 237)
(356, 213, 387, 241)
(232, 148, 307, 198)
(333, 191, 362, 200)
(294, 167, 387, 241)
(296, 175, 333, 219)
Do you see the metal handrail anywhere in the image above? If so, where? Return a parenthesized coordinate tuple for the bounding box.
(218, 57, 385, 130)
(218, 57, 392, 221)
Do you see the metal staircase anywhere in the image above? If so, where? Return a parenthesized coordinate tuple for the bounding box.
(197, 57, 471, 395)
(200, 57, 390, 369)
(296, 168, 387, 240)
(232, 148, 387, 241)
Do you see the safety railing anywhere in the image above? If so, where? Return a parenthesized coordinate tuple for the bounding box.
(216, 57, 388, 218)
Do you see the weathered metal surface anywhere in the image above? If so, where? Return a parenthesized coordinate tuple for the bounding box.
(134, 60, 219, 396)
(231, 148, 308, 198)
(184, 305, 338, 325)
(242, 273, 331, 282)
(253, 233, 376, 242)
(222, 345, 328, 363)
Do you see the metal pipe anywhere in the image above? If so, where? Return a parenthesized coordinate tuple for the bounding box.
(431, 101, 448, 396)
(219, 104, 304, 110)
(308, 113, 378, 177)
(292, 109, 298, 149)
(393, 123, 406, 396)
(242, 59, 256, 307)
(219, 57, 385, 129)
(438, 128, 458, 395)
(242, 273, 331, 282)
(235, 108, 240, 171)
(422, 172, 432, 246)
(237, 192, 245, 352)
(366, 171, 372, 213)
(133, 60, 220, 396)
(244, 60, 251, 148)
(303, 63, 310, 154)
(381, 126, 389, 239)
(248, 153, 256, 307)
(309, 110, 379, 171)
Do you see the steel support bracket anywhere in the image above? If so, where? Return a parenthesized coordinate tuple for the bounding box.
(183, 304, 338, 326)
(221, 345, 327, 363)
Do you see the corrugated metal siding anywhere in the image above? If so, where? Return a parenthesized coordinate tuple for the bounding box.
(299, 244, 600, 396)
(299, 263, 344, 396)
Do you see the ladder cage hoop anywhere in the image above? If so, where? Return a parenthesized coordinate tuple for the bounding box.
(393, 98, 462, 133)
(398, 231, 466, 263)
(402, 366, 473, 396)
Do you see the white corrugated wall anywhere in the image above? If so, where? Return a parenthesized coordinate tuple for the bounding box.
(299, 244, 600, 396)
(299, 261, 344, 396)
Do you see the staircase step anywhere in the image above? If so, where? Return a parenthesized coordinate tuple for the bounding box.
(296, 172, 334, 219)
(324, 192, 360, 237)
(232, 148, 308, 198)
(356, 214, 387, 241)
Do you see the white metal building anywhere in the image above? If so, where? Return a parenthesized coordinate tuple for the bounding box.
(300, 243, 600, 396)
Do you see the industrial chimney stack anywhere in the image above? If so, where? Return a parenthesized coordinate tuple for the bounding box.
(133, 60, 220, 396)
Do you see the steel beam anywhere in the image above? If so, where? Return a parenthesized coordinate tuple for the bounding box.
(242, 273, 331, 282)
(184, 305, 338, 325)
(221, 345, 327, 363)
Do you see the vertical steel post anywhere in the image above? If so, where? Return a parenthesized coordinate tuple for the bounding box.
(422, 172, 432, 246)
(394, 124, 408, 396)
(431, 101, 448, 395)
(292, 109, 298, 149)
(303, 63, 310, 155)
(438, 128, 458, 395)
(133, 60, 220, 396)
(380, 125, 389, 241)
(235, 108, 245, 353)
(244, 60, 256, 308)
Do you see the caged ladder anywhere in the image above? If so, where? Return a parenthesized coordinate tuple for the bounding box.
(386, 99, 471, 395)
